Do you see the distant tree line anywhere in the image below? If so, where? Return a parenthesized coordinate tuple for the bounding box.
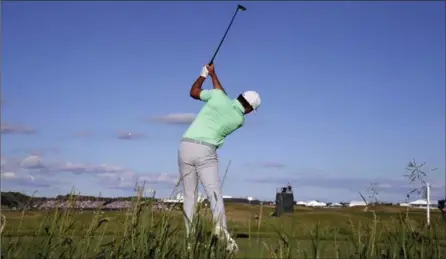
(1, 192, 33, 209)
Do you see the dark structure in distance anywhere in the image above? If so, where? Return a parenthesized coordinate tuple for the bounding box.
(438, 199, 445, 222)
(275, 184, 295, 216)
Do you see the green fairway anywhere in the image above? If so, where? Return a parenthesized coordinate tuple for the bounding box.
(1, 202, 445, 259)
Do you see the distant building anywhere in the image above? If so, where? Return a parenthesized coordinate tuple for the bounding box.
(296, 201, 306, 206)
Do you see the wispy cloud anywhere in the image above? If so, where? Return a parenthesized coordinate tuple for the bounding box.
(6, 147, 61, 157)
(29, 147, 61, 156)
(150, 113, 196, 125)
(116, 132, 146, 140)
(72, 131, 92, 138)
(1, 123, 36, 135)
(109, 173, 179, 191)
(245, 161, 287, 169)
(261, 162, 287, 169)
(50, 161, 129, 175)
(1, 157, 20, 172)
(0, 171, 53, 188)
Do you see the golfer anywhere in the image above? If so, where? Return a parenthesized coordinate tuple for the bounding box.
(178, 63, 261, 252)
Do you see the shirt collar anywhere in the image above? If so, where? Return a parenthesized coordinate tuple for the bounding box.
(233, 100, 245, 115)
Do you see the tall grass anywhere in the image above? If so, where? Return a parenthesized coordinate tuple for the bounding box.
(1, 186, 445, 259)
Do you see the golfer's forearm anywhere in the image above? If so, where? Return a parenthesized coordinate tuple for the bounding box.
(190, 76, 206, 99)
(210, 74, 226, 94)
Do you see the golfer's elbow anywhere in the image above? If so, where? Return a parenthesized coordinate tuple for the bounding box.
(190, 76, 206, 100)
(190, 88, 201, 100)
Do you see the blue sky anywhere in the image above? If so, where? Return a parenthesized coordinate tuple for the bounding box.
(1, 1, 445, 202)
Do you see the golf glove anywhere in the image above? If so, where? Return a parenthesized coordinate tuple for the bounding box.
(200, 66, 209, 78)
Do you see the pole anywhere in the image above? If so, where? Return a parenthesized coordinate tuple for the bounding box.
(427, 182, 431, 226)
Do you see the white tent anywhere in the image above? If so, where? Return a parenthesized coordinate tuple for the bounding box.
(306, 200, 327, 207)
(408, 199, 436, 208)
(409, 199, 427, 205)
(296, 201, 307, 206)
(331, 202, 342, 207)
(348, 200, 367, 207)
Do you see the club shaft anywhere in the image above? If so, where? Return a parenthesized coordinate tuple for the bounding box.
(209, 7, 242, 65)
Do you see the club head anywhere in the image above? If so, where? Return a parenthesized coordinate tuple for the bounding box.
(237, 4, 247, 11)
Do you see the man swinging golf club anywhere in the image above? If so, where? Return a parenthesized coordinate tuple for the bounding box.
(178, 63, 261, 252)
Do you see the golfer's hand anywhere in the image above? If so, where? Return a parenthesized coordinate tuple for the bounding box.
(206, 64, 216, 76)
(200, 66, 209, 78)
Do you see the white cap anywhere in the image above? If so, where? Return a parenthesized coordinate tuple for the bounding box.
(242, 91, 261, 110)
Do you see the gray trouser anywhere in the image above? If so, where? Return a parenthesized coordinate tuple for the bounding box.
(178, 139, 227, 236)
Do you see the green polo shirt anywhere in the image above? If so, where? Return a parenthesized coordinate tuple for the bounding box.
(183, 89, 245, 148)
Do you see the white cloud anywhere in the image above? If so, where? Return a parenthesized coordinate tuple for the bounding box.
(138, 173, 179, 185)
(95, 170, 179, 192)
(1, 170, 50, 188)
(1, 171, 16, 178)
(20, 155, 44, 169)
(151, 113, 196, 125)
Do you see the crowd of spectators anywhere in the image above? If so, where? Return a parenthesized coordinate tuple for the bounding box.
(32, 199, 170, 211)
(36, 200, 106, 210)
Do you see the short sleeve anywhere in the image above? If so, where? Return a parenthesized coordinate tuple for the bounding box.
(199, 89, 215, 102)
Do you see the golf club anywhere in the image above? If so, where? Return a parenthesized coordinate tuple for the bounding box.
(208, 4, 247, 65)
(220, 160, 232, 188)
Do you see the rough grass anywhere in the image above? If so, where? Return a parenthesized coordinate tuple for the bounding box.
(1, 192, 445, 259)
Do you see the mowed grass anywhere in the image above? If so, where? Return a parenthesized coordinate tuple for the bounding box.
(1, 196, 446, 259)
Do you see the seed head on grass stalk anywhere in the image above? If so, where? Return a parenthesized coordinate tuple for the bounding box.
(256, 203, 263, 240)
(404, 159, 437, 202)
(0, 214, 6, 235)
